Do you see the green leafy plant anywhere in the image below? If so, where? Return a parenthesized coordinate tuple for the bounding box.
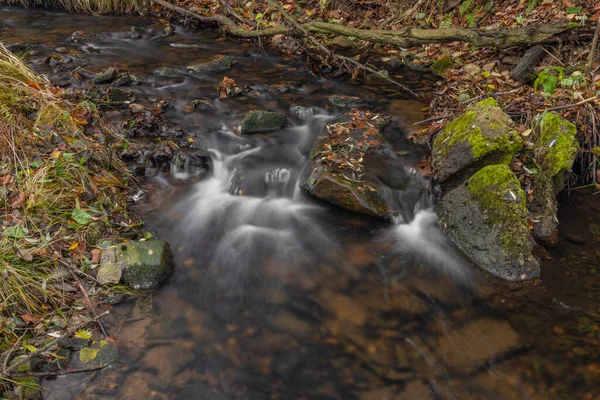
(459, 0, 474, 17)
(534, 66, 565, 94)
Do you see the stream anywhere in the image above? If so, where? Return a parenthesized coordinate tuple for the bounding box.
(1, 7, 599, 400)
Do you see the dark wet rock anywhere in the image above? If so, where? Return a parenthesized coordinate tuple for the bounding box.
(528, 112, 578, 245)
(290, 105, 315, 120)
(145, 144, 175, 172)
(113, 73, 138, 87)
(128, 26, 146, 39)
(240, 110, 286, 134)
(58, 337, 91, 351)
(171, 150, 213, 176)
(97, 240, 174, 290)
(300, 112, 424, 218)
(191, 99, 213, 111)
(153, 67, 186, 77)
(92, 67, 118, 84)
(44, 53, 73, 68)
(328, 95, 362, 109)
(438, 318, 521, 373)
(70, 67, 94, 85)
(69, 30, 86, 42)
(187, 55, 234, 73)
(107, 87, 130, 106)
(432, 98, 522, 182)
(437, 164, 539, 281)
(127, 163, 146, 177)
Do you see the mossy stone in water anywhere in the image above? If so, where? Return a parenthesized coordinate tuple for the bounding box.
(99, 240, 174, 290)
(433, 98, 522, 182)
(240, 110, 286, 134)
(187, 55, 233, 73)
(438, 164, 539, 281)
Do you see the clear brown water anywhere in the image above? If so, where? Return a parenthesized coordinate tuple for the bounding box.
(1, 7, 599, 400)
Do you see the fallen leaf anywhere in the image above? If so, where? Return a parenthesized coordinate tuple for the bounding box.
(553, 326, 566, 335)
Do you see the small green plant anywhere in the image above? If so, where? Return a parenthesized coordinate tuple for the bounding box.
(458, 0, 474, 16)
(516, 14, 526, 24)
(534, 66, 565, 94)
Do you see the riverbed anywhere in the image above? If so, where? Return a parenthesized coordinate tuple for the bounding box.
(1, 6, 599, 400)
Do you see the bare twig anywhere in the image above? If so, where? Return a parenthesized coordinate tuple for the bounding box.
(9, 365, 106, 378)
(56, 258, 106, 287)
(2, 332, 27, 375)
(217, 0, 254, 28)
(413, 115, 452, 125)
(546, 96, 598, 112)
(69, 270, 108, 339)
(1, 311, 109, 378)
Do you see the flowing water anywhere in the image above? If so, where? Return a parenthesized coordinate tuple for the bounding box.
(1, 7, 599, 400)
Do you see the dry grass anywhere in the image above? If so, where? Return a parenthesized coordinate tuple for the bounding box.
(0, 43, 131, 317)
(3, 0, 150, 14)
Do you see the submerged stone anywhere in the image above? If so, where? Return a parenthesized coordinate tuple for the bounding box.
(328, 95, 362, 109)
(187, 55, 233, 73)
(433, 98, 522, 182)
(240, 110, 286, 134)
(437, 164, 539, 281)
(98, 240, 174, 290)
(438, 318, 520, 373)
(153, 67, 186, 77)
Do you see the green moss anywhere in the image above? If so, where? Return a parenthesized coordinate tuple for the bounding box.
(433, 98, 522, 180)
(240, 110, 286, 134)
(474, 97, 499, 108)
(430, 56, 453, 75)
(467, 165, 529, 253)
(536, 112, 578, 177)
(116, 240, 174, 290)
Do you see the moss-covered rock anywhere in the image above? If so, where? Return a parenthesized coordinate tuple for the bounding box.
(328, 95, 362, 109)
(528, 112, 579, 245)
(98, 240, 174, 289)
(437, 164, 539, 281)
(433, 98, 522, 182)
(240, 110, 286, 134)
(535, 112, 578, 178)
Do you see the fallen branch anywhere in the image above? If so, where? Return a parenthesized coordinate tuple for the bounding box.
(151, 0, 575, 49)
(1, 311, 109, 378)
(266, 0, 421, 97)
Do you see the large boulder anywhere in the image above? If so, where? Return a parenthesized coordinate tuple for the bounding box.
(433, 98, 522, 182)
(240, 110, 286, 134)
(437, 164, 539, 281)
(300, 111, 425, 218)
(97, 240, 174, 289)
(527, 112, 578, 244)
